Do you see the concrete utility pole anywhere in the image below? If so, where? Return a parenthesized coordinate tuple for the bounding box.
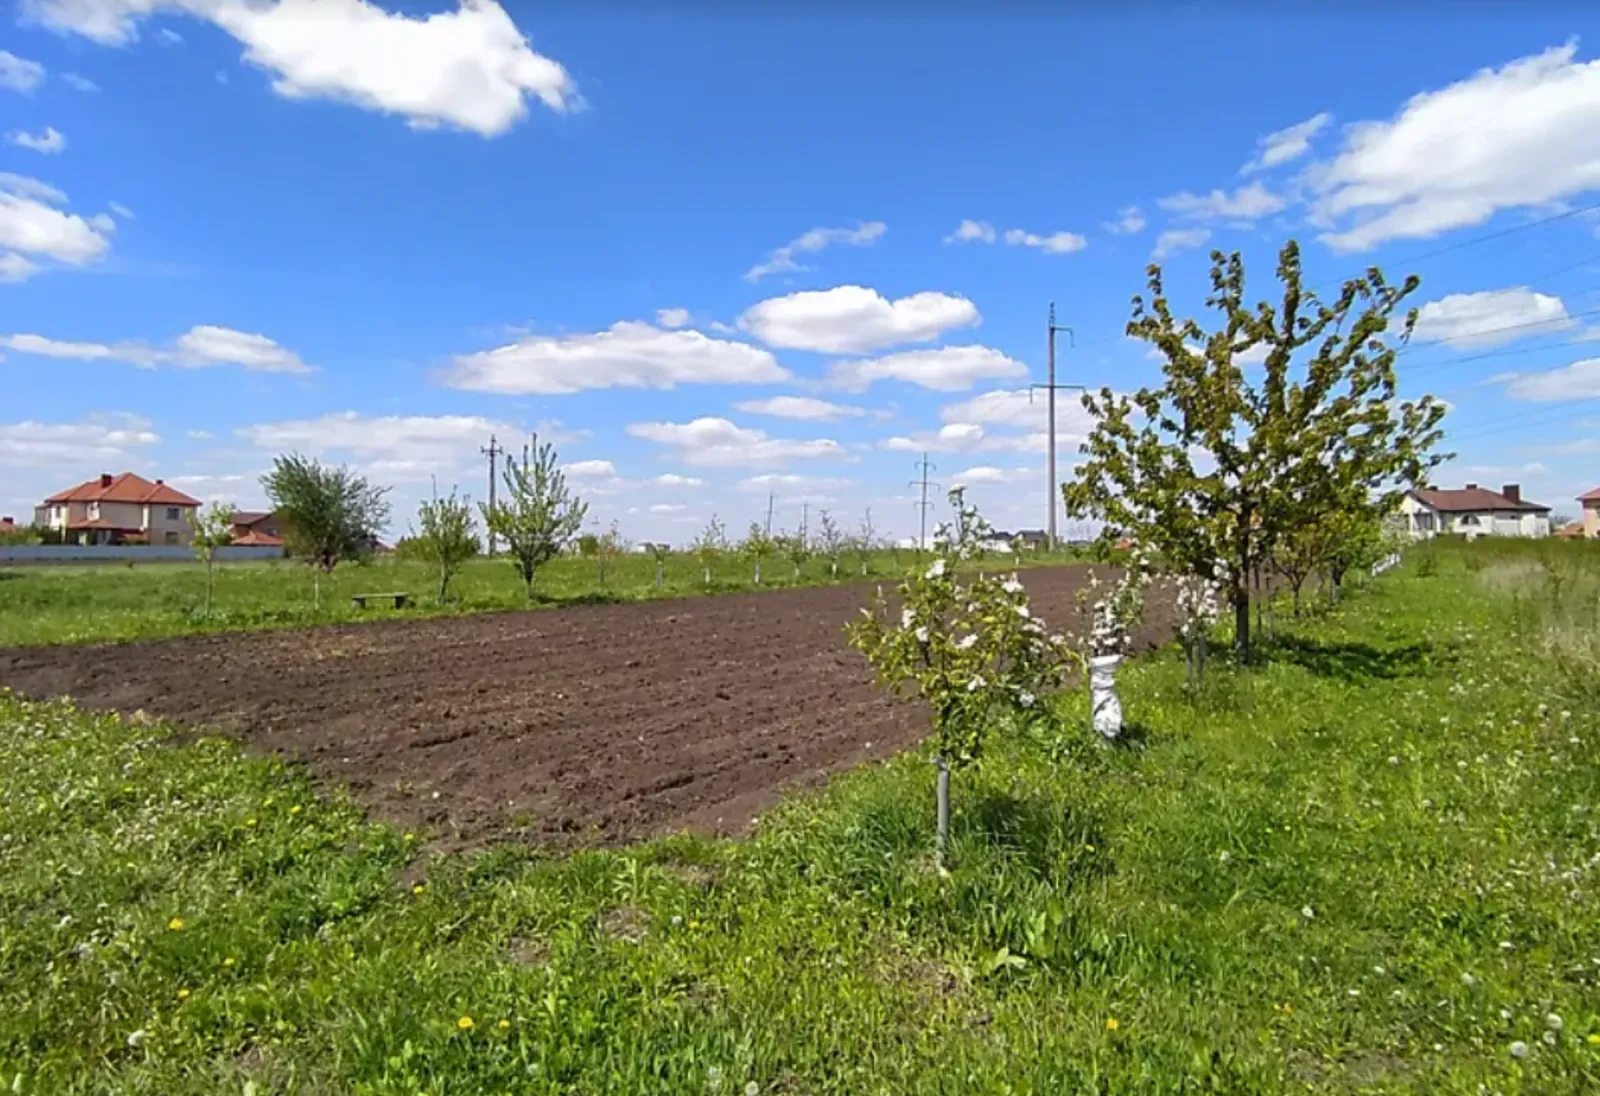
(800, 501, 809, 543)
(480, 434, 503, 557)
(765, 492, 775, 537)
(909, 452, 939, 552)
(1031, 303, 1083, 551)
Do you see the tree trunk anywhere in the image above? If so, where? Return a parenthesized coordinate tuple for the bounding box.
(438, 568, 449, 604)
(1233, 584, 1250, 662)
(831, 560, 838, 578)
(934, 754, 950, 870)
(313, 569, 321, 610)
(205, 559, 215, 617)
(754, 560, 762, 585)
(703, 563, 711, 586)
(1291, 580, 1302, 618)
(524, 566, 535, 600)
(655, 559, 663, 588)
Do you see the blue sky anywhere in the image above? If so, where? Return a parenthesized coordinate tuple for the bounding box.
(4, 1, 1600, 543)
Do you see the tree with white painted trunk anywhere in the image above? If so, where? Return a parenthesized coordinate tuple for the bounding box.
(743, 523, 774, 585)
(694, 515, 726, 587)
(817, 510, 844, 578)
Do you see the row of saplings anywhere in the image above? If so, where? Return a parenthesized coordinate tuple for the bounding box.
(852, 240, 1446, 866)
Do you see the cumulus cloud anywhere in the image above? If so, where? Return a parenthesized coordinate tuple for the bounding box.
(61, 72, 98, 92)
(1151, 227, 1211, 260)
(8, 126, 65, 154)
(943, 219, 996, 244)
(744, 221, 885, 281)
(1242, 111, 1331, 173)
(1413, 287, 1573, 349)
(0, 174, 114, 273)
(945, 219, 1086, 253)
(1310, 44, 1600, 252)
(949, 465, 1036, 486)
(828, 345, 1027, 392)
(0, 50, 45, 93)
(653, 473, 705, 487)
(1157, 181, 1288, 222)
(739, 472, 852, 491)
(881, 423, 986, 453)
(1496, 357, 1600, 401)
(0, 411, 159, 467)
(446, 321, 788, 395)
(655, 307, 690, 329)
(1104, 205, 1146, 234)
(22, 0, 578, 137)
(237, 412, 516, 478)
(627, 417, 846, 468)
(2, 324, 311, 373)
(738, 285, 979, 354)
(734, 395, 866, 422)
(563, 459, 618, 478)
(0, 253, 39, 282)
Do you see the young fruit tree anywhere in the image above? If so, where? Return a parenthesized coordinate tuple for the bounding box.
(188, 500, 235, 617)
(262, 454, 391, 608)
(647, 542, 670, 588)
(782, 528, 811, 580)
(743, 522, 774, 584)
(848, 489, 1077, 868)
(413, 485, 478, 603)
(1174, 569, 1223, 690)
(596, 521, 624, 589)
(481, 435, 587, 599)
(694, 514, 726, 587)
(1062, 241, 1448, 661)
(856, 509, 877, 576)
(817, 509, 845, 578)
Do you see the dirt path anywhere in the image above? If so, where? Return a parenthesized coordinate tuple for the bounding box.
(0, 564, 1175, 849)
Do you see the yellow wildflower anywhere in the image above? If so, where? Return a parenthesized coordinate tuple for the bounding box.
(177, 988, 190, 1000)
(223, 956, 236, 968)
(1589, 1033, 1600, 1046)
(497, 1019, 511, 1031)
(289, 805, 302, 816)
(412, 884, 426, 895)
(457, 1016, 474, 1031)
(1106, 1018, 1120, 1032)
(167, 917, 185, 932)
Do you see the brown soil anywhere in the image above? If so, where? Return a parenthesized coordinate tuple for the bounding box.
(0, 565, 1175, 850)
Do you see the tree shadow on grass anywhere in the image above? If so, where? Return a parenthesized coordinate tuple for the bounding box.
(1262, 634, 1436, 682)
(958, 788, 1111, 886)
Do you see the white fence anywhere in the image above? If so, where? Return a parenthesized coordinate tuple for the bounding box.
(0, 545, 287, 565)
(1370, 552, 1402, 577)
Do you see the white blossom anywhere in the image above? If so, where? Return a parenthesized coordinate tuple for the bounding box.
(965, 675, 985, 692)
(1001, 575, 1024, 594)
(914, 626, 929, 643)
(1018, 690, 1036, 708)
(900, 608, 915, 629)
(955, 634, 977, 651)
(925, 558, 946, 579)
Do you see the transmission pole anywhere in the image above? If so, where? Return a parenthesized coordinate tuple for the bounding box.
(764, 492, 775, 537)
(1031, 303, 1083, 552)
(479, 434, 503, 557)
(909, 452, 939, 553)
(800, 501, 809, 543)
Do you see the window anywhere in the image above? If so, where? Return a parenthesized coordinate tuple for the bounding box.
(1459, 515, 1481, 527)
(164, 531, 179, 545)
(166, 507, 180, 521)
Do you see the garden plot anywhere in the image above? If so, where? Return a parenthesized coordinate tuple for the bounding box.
(0, 564, 1175, 850)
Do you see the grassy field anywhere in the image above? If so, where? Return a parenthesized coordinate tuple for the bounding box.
(0, 546, 1084, 648)
(1, 540, 1596, 1092)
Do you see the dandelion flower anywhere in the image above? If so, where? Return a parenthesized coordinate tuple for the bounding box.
(1587, 1033, 1600, 1046)
(289, 805, 302, 815)
(177, 987, 190, 1000)
(1460, 972, 1475, 987)
(1105, 1018, 1120, 1031)
(457, 1015, 474, 1031)
(412, 884, 426, 895)
(498, 1019, 511, 1031)
(1301, 906, 1314, 920)
(744, 1084, 760, 1096)
(167, 917, 185, 932)
(223, 956, 236, 968)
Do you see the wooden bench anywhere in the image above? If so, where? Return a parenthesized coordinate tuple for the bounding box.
(351, 592, 409, 609)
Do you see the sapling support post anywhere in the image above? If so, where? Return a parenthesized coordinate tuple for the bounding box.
(934, 754, 951, 868)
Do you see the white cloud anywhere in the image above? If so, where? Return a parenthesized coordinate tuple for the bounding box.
(23, 0, 578, 136)
(950, 464, 1036, 486)
(744, 221, 885, 281)
(653, 473, 704, 487)
(0, 173, 66, 204)
(1151, 227, 1211, 260)
(1496, 357, 1600, 401)
(0, 50, 45, 93)
(1413, 287, 1573, 349)
(655, 307, 690, 329)
(1158, 181, 1287, 221)
(944, 219, 996, 244)
(157, 26, 183, 43)
(166, 472, 261, 505)
(446, 321, 788, 395)
(734, 395, 866, 421)
(61, 72, 98, 92)
(0, 190, 113, 266)
(108, 201, 135, 219)
(882, 423, 986, 453)
(0, 253, 39, 282)
(829, 345, 1026, 392)
(648, 503, 685, 514)
(739, 473, 852, 491)
(1242, 111, 1331, 173)
(563, 459, 618, 478)
(1312, 45, 1600, 252)
(2, 324, 311, 373)
(1002, 227, 1087, 254)
(738, 285, 979, 354)
(627, 417, 846, 468)
(185, 429, 214, 440)
(10, 126, 66, 154)
(1104, 205, 1146, 234)
(238, 412, 515, 477)
(0, 412, 159, 467)
(940, 388, 1045, 430)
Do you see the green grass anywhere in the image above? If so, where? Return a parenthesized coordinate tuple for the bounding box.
(0, 547, 1084, 648)
(2, 545, 1598, 1092)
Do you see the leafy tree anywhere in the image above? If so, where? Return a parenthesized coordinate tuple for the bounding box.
(816, 510, 845, 578)
(481, 435, 587, 599)
(188, 500, 234, 616)
(262, 454, 391, 608)
(849, 495, 1075, 867)
(855, 509, 877, 576)
(1322, 508, 1386, 600)
(781, 528, 810, 579)
(742, 522, 774, 584)
(595, 521, 624, 589)
(414, 486, 478, 603)
(693, 515, 726, 586)
(1063, 241, 1448, 660)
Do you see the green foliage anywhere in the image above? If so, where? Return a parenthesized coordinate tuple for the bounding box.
(0, 523, 40, 546)
(413, 487, 479, 603)
(816, 510, 844, 577)
(855, 509, 877, 575)
(187, 501, 234, 617)
(262, 454, 390, 607)
(742, 522, 774, 584)
(594, 521, 624, 589)
(1063, 240, 1449, 659)
(693, 515, 726, 586)
(5, 551, 1597, 1091)
(481, 435, 587, 598)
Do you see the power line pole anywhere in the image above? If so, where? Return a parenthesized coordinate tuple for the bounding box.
(764, 492, 775, 537)
(479, 434, 503, 557)
(1031, 303, 1083, 552)
(909, 452, 939, 552)
(800, 501, 809, 543)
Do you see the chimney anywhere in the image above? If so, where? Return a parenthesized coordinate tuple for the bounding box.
(1503, 483, 1521, 504)
(1465, 483, 1478, 491)
(155, 478, 164, 485)
(99, 473, 112, 487)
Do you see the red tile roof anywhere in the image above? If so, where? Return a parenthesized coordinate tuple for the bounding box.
(1409, 487, 1549, 514)
(66, 517, 144, 531)
(45, 473, 200, 507)
(1580, 486, 1600, 503)
(231, 530, 284, 547)
(231, 510, 272, 526)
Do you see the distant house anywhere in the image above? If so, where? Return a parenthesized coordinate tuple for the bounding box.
(1580, 486, 1600, 540)
(0, 516, 15, 532)
(1398, 483, 1551, 539)
(34, 472, 201, 546)
(230, 509, 287, 548)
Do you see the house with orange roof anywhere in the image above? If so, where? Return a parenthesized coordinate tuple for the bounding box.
(1397, 482, 1551, 539)
(33, 472, 201, 546)
(1580, 486, 1600, 540)
(229, 509, 287, 548)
